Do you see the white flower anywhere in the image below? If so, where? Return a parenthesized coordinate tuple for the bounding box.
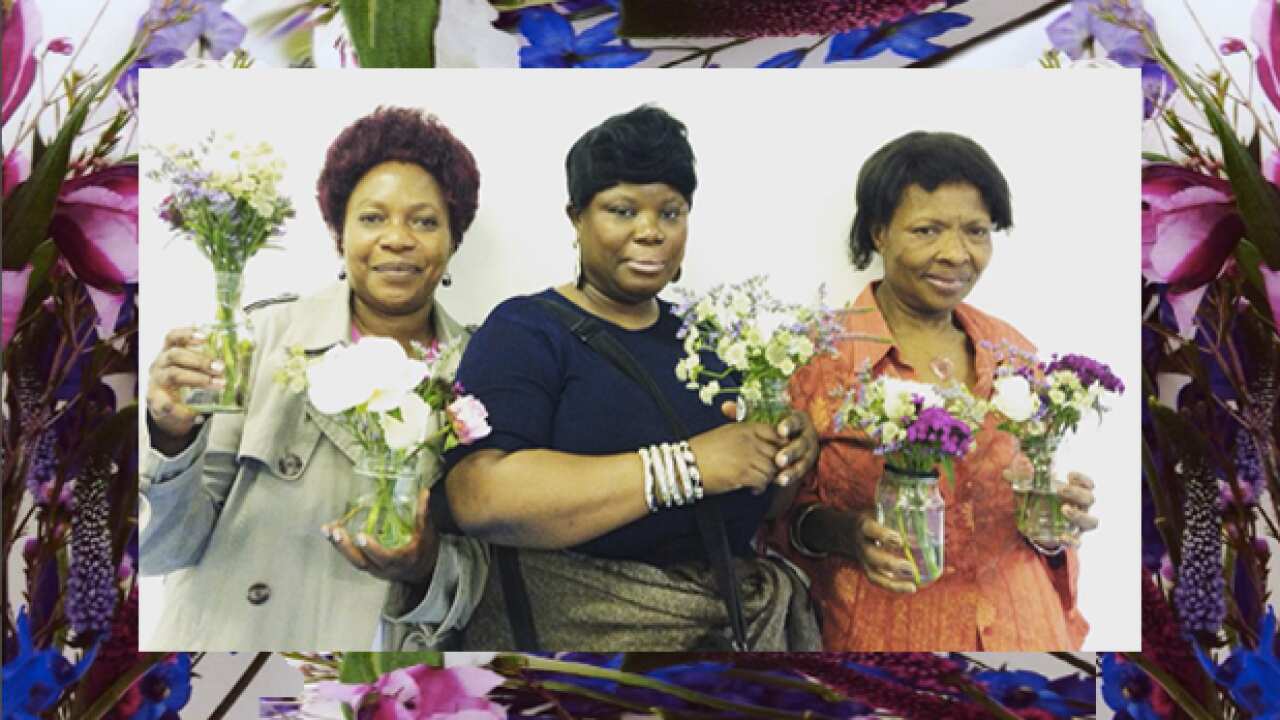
(881, 377, 941, 419)
(698, 380, 721, 406)
(379, 392, 433, 450)
(306, 337, 428, 414)
(682, 327, 701, 355)
(740, 380, 762, 405)
(1049, 388, 1066, 406)
(764, 341, 791, 373)
(722, 341, 750, 371)
(878, 421, 904, 445)
(729, 292, 752, 317)
(788, 334, 814, 361)
(434, 0, 520, 68)
(991, 375, 1037, 422)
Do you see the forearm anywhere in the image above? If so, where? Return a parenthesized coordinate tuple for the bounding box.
(446, 448, 649, 548)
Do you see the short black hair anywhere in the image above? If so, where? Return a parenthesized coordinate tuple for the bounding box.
(849, 131, 1012, 270)
(565, 104, 697, 212)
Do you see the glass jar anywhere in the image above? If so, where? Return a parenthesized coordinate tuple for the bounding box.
(736, 376, 792, 425)
(341, 450, 420, 550)
(182, 270, 255, 413)
(1013, 441, 1074, 546)
(875, 464, 946, 587)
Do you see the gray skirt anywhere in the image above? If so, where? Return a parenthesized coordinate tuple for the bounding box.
(460, 548, 821, 651)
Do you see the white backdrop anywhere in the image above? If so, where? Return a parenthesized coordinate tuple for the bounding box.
(139, 69, 1140, 651)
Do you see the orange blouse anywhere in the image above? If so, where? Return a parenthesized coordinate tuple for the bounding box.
(768, 283, 1088, 651)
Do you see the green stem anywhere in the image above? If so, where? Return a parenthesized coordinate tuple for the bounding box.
(912, 506, 941, 582)
(1049, 652, 1097, 676)
(497, 656, 833, 720)
(893, 510, 922, 584)
(1120, 652, 1218, 720)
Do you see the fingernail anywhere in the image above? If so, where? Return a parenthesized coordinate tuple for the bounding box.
(776, 452, 789, 467)
(355, 534, 368, 548)
(321, 527, 335, 542)
(777, 473, 790, 487)
(210, 379, 226, 389)
(777, 422, 788, 437)
(210, 360, 224, 373)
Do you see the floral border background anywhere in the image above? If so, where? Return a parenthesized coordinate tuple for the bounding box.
(4, 0, 1279, 719)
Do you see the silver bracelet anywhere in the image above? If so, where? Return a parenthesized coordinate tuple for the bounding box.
(638, 446, 658, 513)
(789, 503, 830, 559)
(659, 442, 685, 506)
(1026, 537, 1066, 557)
(679, 441, 705, 500)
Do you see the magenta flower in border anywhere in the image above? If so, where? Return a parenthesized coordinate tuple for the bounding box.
(1, 0, 39, 126)
(1254, 0, 1280, 112)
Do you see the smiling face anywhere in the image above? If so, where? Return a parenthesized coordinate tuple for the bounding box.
(874, 182, 994, 316)
(342, 161, 453, 318)
(572, 182, 689, 305)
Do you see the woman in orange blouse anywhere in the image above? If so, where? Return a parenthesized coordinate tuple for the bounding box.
(773, 131, 1098, 651)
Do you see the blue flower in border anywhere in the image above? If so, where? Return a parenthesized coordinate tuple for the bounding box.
(826, 11, 972, 63)
(131, 653, 194, 720)
(1099, 653, 1166, 720)
(518, 4, 650, 68)
(758, 48, 806, 68)
(1196, 607, 1280, 718)
(974, 669, 1093, 719)
(1, 608, 98, 720)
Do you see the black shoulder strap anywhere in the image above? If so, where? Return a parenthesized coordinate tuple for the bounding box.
(512, 296, 749, 651)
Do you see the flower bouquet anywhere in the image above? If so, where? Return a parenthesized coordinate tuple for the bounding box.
(278, 336, 491, 549)
(839, 374, 985, 586)
(148, 132, 295, 413)
(987, 344, 1123, 548)
(671, 275, 843, 425)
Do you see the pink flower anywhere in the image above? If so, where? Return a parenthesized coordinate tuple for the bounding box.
(318, 664, 505, 720)
(2, 264, 34, 349)
(46, 37, 72, 55)
(49, 164, 139, 337)
(1255, 0, 1280, 111)
(1, 0, 39, 126)
(3, 145, 29, 197)
(1142, 164, 1245, 334)
(1221, 37, 1248, 55)
(448, 395, 491, 444)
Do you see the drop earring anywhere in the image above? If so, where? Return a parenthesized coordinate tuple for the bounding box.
(338, 266, 347, 280)
(441, 272, 452, 288)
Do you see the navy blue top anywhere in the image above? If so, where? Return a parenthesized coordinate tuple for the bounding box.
(439, 288, 775, 565)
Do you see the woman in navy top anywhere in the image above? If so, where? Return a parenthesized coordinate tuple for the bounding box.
(434, 106, 821, 650)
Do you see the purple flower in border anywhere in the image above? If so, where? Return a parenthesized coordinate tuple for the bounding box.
(518, 5, 650, 68)
(758, 48, 806, 68)
(827, 11, 972, 63)
(65, 457, 116, 636)
(1173, 464, 1225, 636)
(1042, 353, 1125, 393)
(1047, 0, 1154, 67)
(116, 0, 246, 104)
(1, 608, 99, 720)
(1, 0, 40, 126)
(1141, 60, 1175, 118)
(1196, 608, 1280, 718)
(1255, 0, 1280, 112)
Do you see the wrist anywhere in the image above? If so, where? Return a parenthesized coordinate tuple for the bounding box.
(147, 411, 200, 457)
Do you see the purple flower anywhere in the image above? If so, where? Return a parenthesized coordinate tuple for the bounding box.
(758, 48, 806, 68)
(974, 669, 1094, 719)
(1042, 353, 1125, 393)
(1255, 0, 1280, 112)
(117, 0, 246, 104)
(1, 0, 39, 126)
(1141, 60, 1175, 119)
(65, 457, 116, 636)
(1099, 653, 1167, 720)
(46, 37, 72, 54)
(1219, 428, 1264, 510)
(1047, 0, 1154, 67)
(1221, 36, 1247, 55)
(1173, 464, 1225, 636)
(905, 406, 974, 458)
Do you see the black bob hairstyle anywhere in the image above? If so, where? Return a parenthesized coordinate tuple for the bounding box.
(565, 104, 697, 214)
(848, 131, 1012, 270)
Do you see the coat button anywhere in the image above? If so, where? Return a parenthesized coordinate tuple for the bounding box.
(277, 453, 302, 476)
(247, 582, 271, 605)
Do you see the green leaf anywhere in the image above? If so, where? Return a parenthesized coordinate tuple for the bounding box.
(338, 651, 441, 684)
(340, 0, 439, 68)
(1235, 240, 1277, 331)
(1155, 45, 1280, 269)
(1142, 151, 1172, 163)
(13, 240, 60, 339)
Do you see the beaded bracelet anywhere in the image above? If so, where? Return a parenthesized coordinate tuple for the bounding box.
(639, 446, 659, 513)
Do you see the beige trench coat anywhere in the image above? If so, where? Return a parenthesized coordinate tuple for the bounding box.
(140, 281, 487, 651)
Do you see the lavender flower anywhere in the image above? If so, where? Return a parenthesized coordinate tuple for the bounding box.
(1174, 462, 1226, 636)
(65, 456, 116, 637)
(1219, 428, 1264, 510)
